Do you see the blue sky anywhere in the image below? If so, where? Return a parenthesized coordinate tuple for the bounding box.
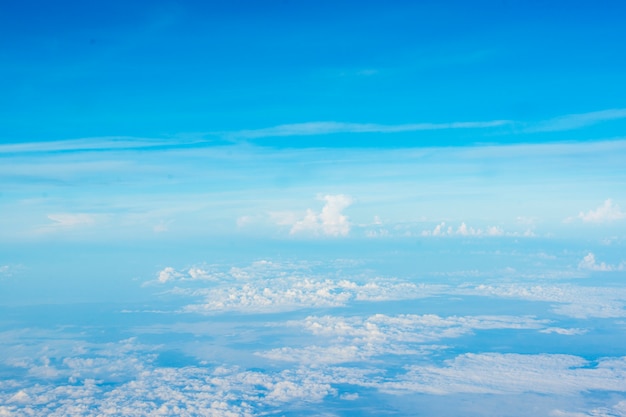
(2, 2, 626, 416)
(2, 0, 626, 143)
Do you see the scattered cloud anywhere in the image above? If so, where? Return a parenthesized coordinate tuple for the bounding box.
(578, 252, 625, 272)
(539, 327, 587, 336)
(0, 342, 337, 416)
(154, 266, 217, 284)
(421, 222, 505, 237)
(570, 199, 626, 223)
(289, 195, 353, 237)
(46, 213, 96, 228)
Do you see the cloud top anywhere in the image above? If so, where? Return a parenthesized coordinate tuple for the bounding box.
(576, 199, 625, 223)
(290, 195, 353, 237)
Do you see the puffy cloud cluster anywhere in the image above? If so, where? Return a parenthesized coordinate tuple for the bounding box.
(421, 222, 505, 237)
(258, 314, 548, 365)
(575, 199, 625, 223)
(0, 365, 336, 417)
(5, 326, 626, 417)
(180, 278, 437, 314)
(155, 266, 217, 284)
(149, 260, 446, 313)
(0, 335, 339, 417)
(578, 252, 625, 272)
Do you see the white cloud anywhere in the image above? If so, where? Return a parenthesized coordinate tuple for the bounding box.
(465, 283, 626, 318)
(157, 267, 179, 283)
(421, 222, 505, 237)
(552, 400, 626, 417)
(180, 278, 437, 314)
(578, 252, 625, 272)
(378, 353, 626, 396)
(290, 194, 353, 237)
(46, 213, 96, 228)
(154, 266, 218, 284)
(539, 327, 587, 336)
(575, 199, 625, 223)
(236, 215, 252, 228)
(257, 313, 547, 365)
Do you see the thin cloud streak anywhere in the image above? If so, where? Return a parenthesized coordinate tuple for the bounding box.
(526, 108, 626, 133)
(227, 120, 512, 139)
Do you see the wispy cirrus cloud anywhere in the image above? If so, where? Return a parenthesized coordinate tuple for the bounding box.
(226, 120, 511, 140)
(0, 137, 195, 154)
(527, 108, 626, 133)
(45, 213, 97, 228)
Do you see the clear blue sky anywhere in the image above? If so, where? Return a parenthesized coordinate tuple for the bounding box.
(2, 0, 626, 144)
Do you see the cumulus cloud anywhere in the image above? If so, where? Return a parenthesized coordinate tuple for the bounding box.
(421, 222, 505, 237)
(574, 199, 626, 223)
(258, 313, 547, 365)
(154, 266, 218, 284)
(0, 358, 336, 416)
(180, 278, 437, 314)
(578, 252, 625, 272)
(290, 194, 353, 237)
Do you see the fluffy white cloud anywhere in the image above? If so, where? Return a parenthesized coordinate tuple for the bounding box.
(290, 195, 353, 237)
(180, 278, 437, 314)
(154, 266, 220, 284)
(575, 199, 625, 223)
(257, 314, 548, 365)
(421, 222, 505, 237)
(578, 252, 625, 272)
